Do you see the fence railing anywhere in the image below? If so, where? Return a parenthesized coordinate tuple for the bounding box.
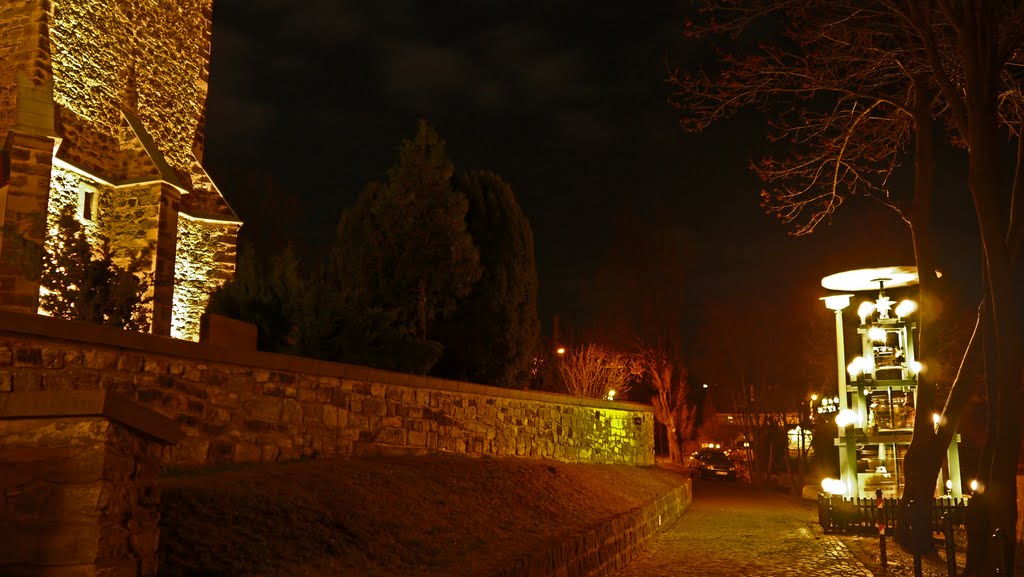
(817, 493, 969, 534)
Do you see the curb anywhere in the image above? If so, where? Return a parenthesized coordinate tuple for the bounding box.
(494, 479, 692, 577)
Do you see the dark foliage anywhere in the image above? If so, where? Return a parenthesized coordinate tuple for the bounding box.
(38, 205, 151, 331)
(433, 170, 540, 388)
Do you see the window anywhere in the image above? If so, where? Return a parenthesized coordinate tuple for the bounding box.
(79, 184, 98, 221)
(1, 148, 10, 186)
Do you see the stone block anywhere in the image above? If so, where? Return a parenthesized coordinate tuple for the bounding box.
(199, 313, 256, 350)
(408, 430, 427, 447)
(0, 524, 101, 566)
(234, 442, 260, 463)
(13, 371, 43, 391)
(242, 396, 281, 420)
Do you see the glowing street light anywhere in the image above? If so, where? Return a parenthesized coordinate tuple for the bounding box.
(895, 299, 917, 319)
(835, 409, 860, 428)
(556, 347, 565, 355)
(857, 301, 875, 324)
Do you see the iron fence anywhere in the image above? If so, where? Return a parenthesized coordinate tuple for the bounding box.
(817, 493, 968, 534)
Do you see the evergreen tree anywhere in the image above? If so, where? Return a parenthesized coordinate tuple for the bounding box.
(434, 170, 540, 387)
(206, 244, 303, 352)
(209, 245, 443, 373)
(293, 273, 442, 374)
(39, 205, 151, 331)
(335, 120, 481, 344)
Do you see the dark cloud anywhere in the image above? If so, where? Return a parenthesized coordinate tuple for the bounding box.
(204, 0, 982, 340)
(376, 38, 472, 113)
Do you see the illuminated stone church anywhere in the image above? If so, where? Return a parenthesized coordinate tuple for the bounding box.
(0, 0, 239, 340)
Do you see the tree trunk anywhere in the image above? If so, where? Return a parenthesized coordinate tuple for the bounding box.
(960, 15, 1022, 569)
(896, 90, 947, 555)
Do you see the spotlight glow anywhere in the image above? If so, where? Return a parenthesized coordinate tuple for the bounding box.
(835, 409, 860, 428)
(821, 477, 847, 495)
(895, 300, 917, 318)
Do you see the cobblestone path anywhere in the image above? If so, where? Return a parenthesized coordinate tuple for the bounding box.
(613, 480, 875, 577)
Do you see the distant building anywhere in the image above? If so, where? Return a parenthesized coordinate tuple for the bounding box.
(0, 0, 239, 340)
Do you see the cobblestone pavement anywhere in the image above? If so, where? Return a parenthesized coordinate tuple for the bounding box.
(612, 479, 875, 577)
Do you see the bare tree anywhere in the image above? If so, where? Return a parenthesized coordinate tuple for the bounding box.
(672, 2, 1023, 570)
(557, 344, 639, 399)
(638, 348, 696, 464)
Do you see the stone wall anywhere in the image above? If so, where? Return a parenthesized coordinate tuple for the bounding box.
(498, 481, 692, 577)
(0, 391, 182, 577)
(171, 213, 238, 341)
(1018, 475, 1023, 545)
(1, 0, 239, 336)
(0, 0, 50, 142)
(47, 0, 211, 178)
(0, 310, 656, 468)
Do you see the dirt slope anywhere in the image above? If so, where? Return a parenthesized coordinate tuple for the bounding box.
(158, 454, 686, 577)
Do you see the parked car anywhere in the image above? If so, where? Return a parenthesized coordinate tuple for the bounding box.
(689, 449, 738, 480)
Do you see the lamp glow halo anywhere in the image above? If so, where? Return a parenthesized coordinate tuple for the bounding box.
(821, 266, 927, 292)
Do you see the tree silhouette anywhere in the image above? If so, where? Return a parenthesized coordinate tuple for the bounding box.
(38, 205, 151, 331)
(434, 170, 540, 388)
(335, 120, 481, 343)
(673, 2, 1023, 569)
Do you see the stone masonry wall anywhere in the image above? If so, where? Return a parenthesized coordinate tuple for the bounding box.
(171, 214, 238, 341)
(498, 482, 692, 577)
(0, 0, 50, 142)
(0, 311, 656, 468)
(0, 416, 166, 577)
(47, 0, 211, 178)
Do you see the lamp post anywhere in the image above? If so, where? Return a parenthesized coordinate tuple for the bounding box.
(821, 294, 855, 496)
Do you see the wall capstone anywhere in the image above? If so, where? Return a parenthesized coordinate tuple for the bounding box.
(0, 309, 656, 468)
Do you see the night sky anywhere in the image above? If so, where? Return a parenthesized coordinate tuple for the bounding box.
(200, 1, 983, 371)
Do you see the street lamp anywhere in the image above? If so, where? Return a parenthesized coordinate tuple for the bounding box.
(820, 293, 855, 497)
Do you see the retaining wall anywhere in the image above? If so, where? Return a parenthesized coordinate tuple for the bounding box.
(0, 391, 181, 577)
(0, 310, 655, 467)
(497, 478, 692, 577)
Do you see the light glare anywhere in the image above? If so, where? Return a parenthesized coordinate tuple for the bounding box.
(821, 477, 847, 495)
(895, 300, 917, 318)
(857, 301, 875, 322)
(835, 409, 859, 428)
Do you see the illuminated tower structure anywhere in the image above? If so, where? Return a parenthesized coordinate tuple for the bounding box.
(821, 267, 963, 499)
(0, 0, 240, 340)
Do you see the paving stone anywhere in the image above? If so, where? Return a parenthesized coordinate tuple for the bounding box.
(612, 481, 875, 577)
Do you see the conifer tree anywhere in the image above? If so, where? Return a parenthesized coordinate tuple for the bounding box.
(434, 170, 540, 387)
(38, 205, 151, 331)
(335, 120, 481, 343)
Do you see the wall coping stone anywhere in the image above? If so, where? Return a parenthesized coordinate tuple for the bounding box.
(0, 390, 184, 445)
(0, 310, 653, 413)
